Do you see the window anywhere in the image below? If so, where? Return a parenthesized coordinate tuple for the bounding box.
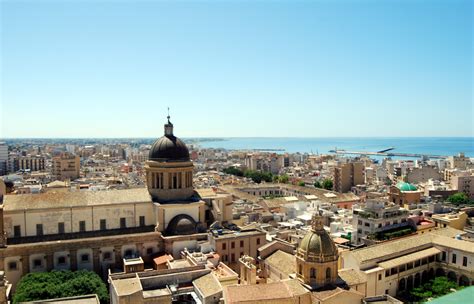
(58, 222, 65, 234)
(452, 254, 457, 264)
(103, 252, 112, 260)
(79, 221, 86, 232)
(100, 219, 106, 230)
(442, 252, 447, 262)
(146, 247, 153, 255)
(231, 242, 235, 249)
(299, 264, 302, 275)
(385, 270, 390, 277)
(358, 220, 362, 225)
(139, 216, 145, 227)
(378, 274, 382, 280)
(364, 223, 370, 227)
(36, 224, 43, 236)
(120, 218, 126, 229)
(463, 256, 467, 267)
(33, 259, 42, 268)
(391, 268, 398, 275)
(415, 260, 421, 267)
(256, 238, 261, 245)
(240, 240, 244, 247)
(81, 254, 89, 262)
(57, 256, 66, 265)
(407, 262, 413, 270)
(399, 264, 406, 272)
(14, 225, 21, 237)
(310, 268, 316, 278)
(8, 261, 17, 271)
(428, 255, 435, 263)
(231, 253, 235, 262)
(326, 267, 331, 279)
(222, 243, 226, 250)
(125, 249, 133, 258)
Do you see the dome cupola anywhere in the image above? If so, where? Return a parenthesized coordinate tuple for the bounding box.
(149, 115, 190, 162)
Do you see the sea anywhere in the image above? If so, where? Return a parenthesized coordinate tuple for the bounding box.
(197, 137, 474, 159)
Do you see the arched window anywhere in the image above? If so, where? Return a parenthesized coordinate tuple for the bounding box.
(310, 268, 316, 278)
(326, 267, 331, 279)
(298, 264, 302, 275)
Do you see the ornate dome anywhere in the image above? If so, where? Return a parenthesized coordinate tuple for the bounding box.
(149, 116, 190, 162)
(297, 212, 338, 262)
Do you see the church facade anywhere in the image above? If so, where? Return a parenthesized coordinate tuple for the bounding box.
(0, 117, 233, 291)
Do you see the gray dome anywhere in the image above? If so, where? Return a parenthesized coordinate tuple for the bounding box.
(149, 135, 190, 162)
(298, 230, 338, 261)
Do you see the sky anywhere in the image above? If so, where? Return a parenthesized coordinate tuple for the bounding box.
(1, 0, 472, 138)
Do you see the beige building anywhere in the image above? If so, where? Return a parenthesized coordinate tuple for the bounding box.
(0, 117, 234, 295)
(451, 171, 474, 200)
(52, 152, 80, 181)
(432, 212, 468, 230)
(334, 162, 364, 193)
(448, 152, 470, 170)
(342, 227, 474, 298)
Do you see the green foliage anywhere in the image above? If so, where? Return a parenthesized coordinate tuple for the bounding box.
(244, 170, 273, 183)
(278, 174, 289, 184)
(447, 192, 472, 205)
(409, 276, 462, 302)
(13, 270, 109, 304)
(314, 180, 322, 188)
(373, 227, 414, 240)
(298, 181, 306, 187)
(322, 179, 333, 190)
(223, 167, 244, 177)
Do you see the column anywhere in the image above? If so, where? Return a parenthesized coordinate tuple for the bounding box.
(70, 249, 77, 271)
(46, 253, 54, 271)
(114, 245, 122, 269)
(92, 247, 100, 273)
(21, 255, 30, 275)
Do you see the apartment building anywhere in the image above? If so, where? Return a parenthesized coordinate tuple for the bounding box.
(52, 152, 80, 181)
(334, 162, 364, 193)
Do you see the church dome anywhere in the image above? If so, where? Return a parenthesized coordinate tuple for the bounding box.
(297, 212, 338, 262)
(149, 116, 190, 162)
(149, 135, 189, 162)
(396, 181, 417, 192)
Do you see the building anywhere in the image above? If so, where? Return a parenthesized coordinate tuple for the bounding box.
(405, 166, 442, 184)
(342, 227, 474, 298)
(352, 200, 410, 245)
(52, 152, 80, 181)
(334, 162, 364, 193)
(0, 143, 7, 176)
(451, 171, 474, 200)
(0, 116, 235, 294)
(388, 182, 421, 206)
(448, 153, 470, 170)
(432, 212, 468, 230)
(11, 155, 46, 172)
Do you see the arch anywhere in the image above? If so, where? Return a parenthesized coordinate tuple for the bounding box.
(326, 267, 331, 279)
(406, 275, 413, 290)
(459, 275, 470, 286)
(310, 268, 316, 279)
(428, 268, 434, 277)
(422, 270, 429, 283)
(399, 278, 406, 291)
(447, 271, 457, 282)
(414, 273, 421, 287)
(436, 268, 445, 276)
(166, 214, 197, 236)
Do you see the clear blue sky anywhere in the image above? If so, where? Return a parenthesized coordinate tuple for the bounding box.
(1, 0, 472, 138)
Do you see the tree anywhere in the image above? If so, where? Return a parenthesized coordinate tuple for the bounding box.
(410, 276, 461, 302)
(298, 181, 306, 187)
(322, 179, 333, 190)
(13, 270, 109, 304)
(314, 180, 322, 188)
(447, 192, 471, 205)
(223, 167, 244, 177)
(278, 174, 289, 184)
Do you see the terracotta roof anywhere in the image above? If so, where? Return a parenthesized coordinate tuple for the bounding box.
(338, 269, 367, 286)
(153, 254, 174, 266)
(225, 279, 308, 303)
